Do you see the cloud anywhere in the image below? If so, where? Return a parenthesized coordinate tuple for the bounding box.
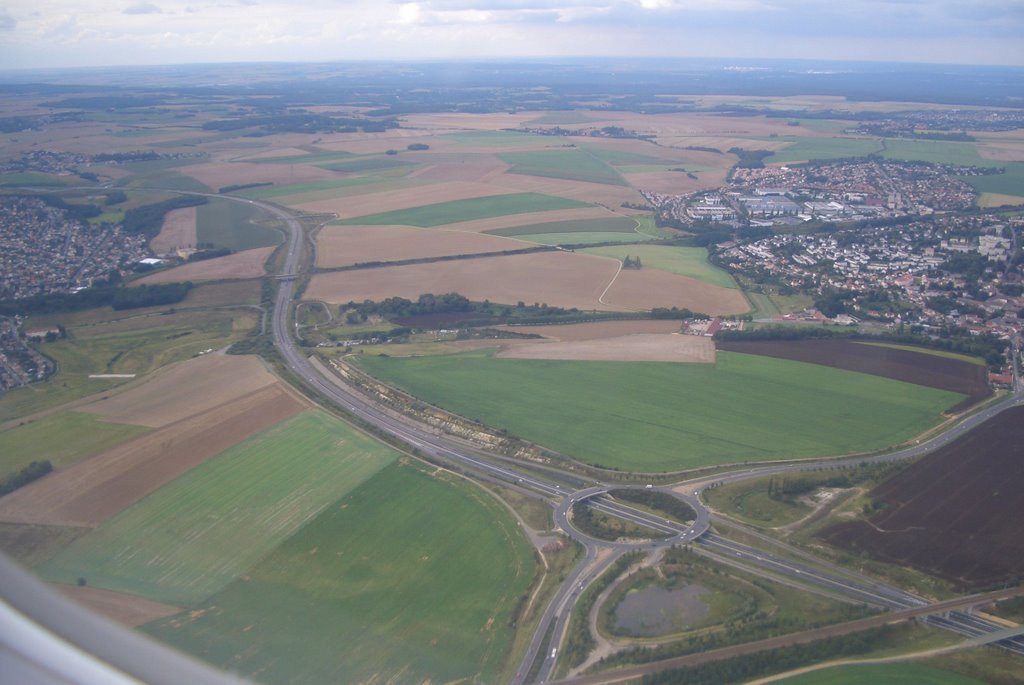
(0, 10, 17, 30)
(122, 2, 163, 14)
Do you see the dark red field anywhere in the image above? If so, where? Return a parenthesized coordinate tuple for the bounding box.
(717, 340, 991, 411)
(819, 405, 1024, 588)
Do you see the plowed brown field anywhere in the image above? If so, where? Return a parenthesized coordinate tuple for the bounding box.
(716, 340, 990, 411)
(819, 405, 1024, 588)
(0, 385, 307, 528)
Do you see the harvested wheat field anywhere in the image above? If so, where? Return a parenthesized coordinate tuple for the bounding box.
(497, 333, 715, 363)
(150, 206, 197, 256)
(54, 584, 182, 627)
(316, 225, 527, 267)
(180, 161, 341, 189)
(80, 354, 279, 428)
(497, 319, 682, 340)
(622, 168, 730, 195)
(407, 157, 511, 183)
(307, 251, 620, 310)
(0, 384, 307, 528)
(296, 181, 505, 219)
(602, 268, 750, 315)
(137, 246, 275, 284)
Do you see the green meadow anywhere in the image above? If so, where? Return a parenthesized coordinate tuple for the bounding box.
(356, 351, 962, 472)
(1, 412, 148, 474)
(580, 245, 739, 288)
(145, 460, 536, 685)
(499, 148, 629, 186)
(767, 137, 883, 163)
(335, 192, 590, 227)
(777, 663, 985, 685)
(196, 197, 283, 250)
(40, 410, 396, 604)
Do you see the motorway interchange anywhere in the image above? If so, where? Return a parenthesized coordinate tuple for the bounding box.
(254, 194, 1024, 684)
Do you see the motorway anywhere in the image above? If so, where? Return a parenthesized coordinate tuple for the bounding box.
(248, 194, 1024, 683)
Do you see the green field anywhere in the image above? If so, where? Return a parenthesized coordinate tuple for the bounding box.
(767, 137, 883, 163)
(704, 478, 812, 527)
(445, 130, 556, 147)
(1, 412, 148, 474)
(498, 149, 629, 186)
(777, 663, 986, 685)
(0, 311, 256, 424)
(335, 192, 591, 227)
(961, 162, 1024, 195)
(319, 157, 416, 173)
(487, 217, 638, 237)
(237, 175, 409, 202)
(355, 350, 962, 472)
(196, 197, 283, 250)
(515, 232, 654, 246)
(855, 342, 986, 365)
(144, 459, 536, 685)
(40, 410, 396, 604)
(580, 245, 739, 289)
(582, 146, 672, 166)
(880, 139, 1004, 168)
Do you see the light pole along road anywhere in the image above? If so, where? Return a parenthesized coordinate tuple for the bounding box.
(245, 194, 1023, 684)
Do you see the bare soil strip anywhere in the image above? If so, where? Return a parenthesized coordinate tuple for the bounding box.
(53, 583, 182, 627)
(497, 333, 715, 363)
(0, 385, 308, 528)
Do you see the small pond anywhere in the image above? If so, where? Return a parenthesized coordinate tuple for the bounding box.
(613, 584, 709, 637)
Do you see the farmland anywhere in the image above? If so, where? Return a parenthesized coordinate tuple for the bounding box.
(486, 217, 639, 237)
(498, 149, 629, 186)
(38, 410, 394, 604)
(144, 460, 536, 685)
(776, 663, 986, 685)
(580, 245, 739, 289)
(767, 137, 883, 164)
(315, 224, 525, 268)
(716, 339, 991, 411)
(0, 310, 257, 422)
(305, 250, 750, 314)
(819, 405, 1024, 589)
(1, 411, 148, 473)
(354, 350, 962, 472)
(0, 383, 307, 528)
(335, 192, 591, 227)
(195, 197, 283, 251)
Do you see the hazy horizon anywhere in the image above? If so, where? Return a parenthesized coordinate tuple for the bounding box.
(0, 1, 1021, 70)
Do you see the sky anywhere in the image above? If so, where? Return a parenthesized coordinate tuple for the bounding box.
(0, 0, 1022, 70)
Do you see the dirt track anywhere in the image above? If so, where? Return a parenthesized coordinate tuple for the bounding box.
(497, 333, 715, 363)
